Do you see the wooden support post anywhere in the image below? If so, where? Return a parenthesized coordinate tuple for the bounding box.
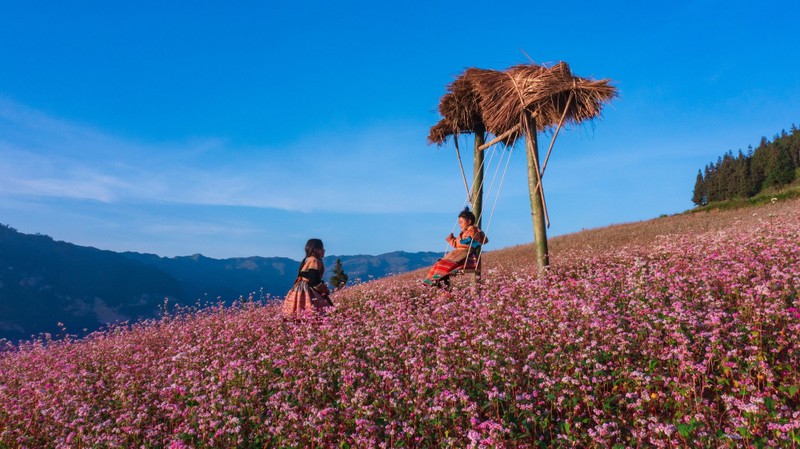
(477, 123, 521, 151)
(540, 92, 573, 176)
(525, 117, 549, 275)
(473, 128, 485, 228)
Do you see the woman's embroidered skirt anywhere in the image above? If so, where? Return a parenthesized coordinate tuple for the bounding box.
(281, 280, 331, 317)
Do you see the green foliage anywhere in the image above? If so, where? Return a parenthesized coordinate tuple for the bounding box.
(765, 145, 796, 188)
(329, 258, 348, 290)
(691, 170, 705, 206)
(692, 124, 800, 206)
(689, 182, 800, 213)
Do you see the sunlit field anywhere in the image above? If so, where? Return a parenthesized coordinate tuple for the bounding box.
(2, 200, 799, 448)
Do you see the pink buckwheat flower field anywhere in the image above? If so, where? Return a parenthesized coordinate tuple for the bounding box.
(1, 200, 799, 448)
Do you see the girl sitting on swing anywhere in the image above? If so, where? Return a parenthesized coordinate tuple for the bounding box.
(423, 207, 488, 286)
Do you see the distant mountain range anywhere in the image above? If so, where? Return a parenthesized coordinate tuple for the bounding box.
(0, 224, 438, 343)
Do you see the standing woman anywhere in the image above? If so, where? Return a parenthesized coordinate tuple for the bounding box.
(423, 207, 488, 286)
(282, 238, 333, 317)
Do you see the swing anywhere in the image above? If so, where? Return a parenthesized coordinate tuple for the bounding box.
(439, 135, 515, 287)
(428, 62, 617, 276)
(439, 102, 568, 288)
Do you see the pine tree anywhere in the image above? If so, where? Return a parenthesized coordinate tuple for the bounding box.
(750, 141, 770, 193)
(765, 145, 796, 188)
(732, 150, 751, 198)
(704, 164, 719, 202)
(790, 125, 800, 167)
(692, 170, 705, 206)
(329, 258, 348, 290)
(692, 127, 799, 202)
(718, 151, 736, 200)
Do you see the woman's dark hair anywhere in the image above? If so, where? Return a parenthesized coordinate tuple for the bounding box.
(458, 207, 476, 225)
(305, 238, 324, 258)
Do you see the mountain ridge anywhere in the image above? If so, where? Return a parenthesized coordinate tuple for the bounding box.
(0, 223, 439, 343)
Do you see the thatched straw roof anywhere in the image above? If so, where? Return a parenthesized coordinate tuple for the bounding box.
(428, 68, 496, 145)
(428, 62, 617, 146)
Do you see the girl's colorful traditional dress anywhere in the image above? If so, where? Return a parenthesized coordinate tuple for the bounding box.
(281, 256, 332, 317)
(423, 225, 488, 286)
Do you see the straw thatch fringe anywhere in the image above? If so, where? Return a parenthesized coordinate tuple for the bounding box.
(428, 68, 496, 145)
(428, 61, 617, 147)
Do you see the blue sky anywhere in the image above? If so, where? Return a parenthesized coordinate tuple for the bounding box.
(1, 0, 798, 259)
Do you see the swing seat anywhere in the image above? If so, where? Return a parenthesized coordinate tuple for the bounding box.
(450, 249, 482, 279)
(440, 254, 482, 293)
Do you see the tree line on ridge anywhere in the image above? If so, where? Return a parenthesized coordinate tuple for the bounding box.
(692, 124, 799, 206)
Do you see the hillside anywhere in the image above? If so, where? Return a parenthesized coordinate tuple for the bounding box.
(0, 225, 185, 342)
(1, 198, 798, 447)
(0, 225, 439, 343)
(121, 250, 440, 302)
(392, 196, 800, 284)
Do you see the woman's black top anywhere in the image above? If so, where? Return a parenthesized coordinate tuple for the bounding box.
(298, 257, 323, 287)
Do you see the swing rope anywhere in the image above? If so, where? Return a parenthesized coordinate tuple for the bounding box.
(445, 137, 513, 272)
(484, 143, 514, 244)
(477, 143, 508, 227)
(440, 75, 576, 278)
(453, 136, 472, 204)
(469, 141, 514, 271)
(445, 135, 503, 258)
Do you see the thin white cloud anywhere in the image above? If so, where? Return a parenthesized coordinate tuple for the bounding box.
(0, 145, 127, 201)
(0, 98, 462, 213)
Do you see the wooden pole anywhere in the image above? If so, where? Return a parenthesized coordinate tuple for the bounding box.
(472, 128, 485, 228)
(525, 116, 549, 275)
(453, 137, 472, 203)
(477, 123, 521, 151)
(530, 93, 572, 229)
(540, 92, 573, 175)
